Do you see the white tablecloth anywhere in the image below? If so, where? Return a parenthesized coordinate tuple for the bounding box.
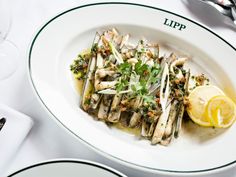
(2, 0, 236, 176)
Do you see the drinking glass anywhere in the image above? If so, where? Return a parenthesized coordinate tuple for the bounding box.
(0, 0, 19, 80)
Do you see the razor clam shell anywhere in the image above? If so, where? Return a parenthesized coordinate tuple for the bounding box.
(108, 94, 122, 122)
(129, 96, 142, 127)
(141, 119, 150, 137)
(148, 44, 159, 59)
(96, 53, 104, 69)
(96, 80, 118, 91)
(151, 103, 171, 144)
(160, 136, 172, 146)
(81, 56, 96, 111)
(174, 102, 184, 138)
(170, 57, 188, 73)
(97, 95, 113, 119)
(129, 112, 141, 128)
(96, 69, 116, 78)
(108, 110, 121, 123)
(120, 34, 130, 49)
(93, 32, 101, 45)
(148, 83, 160, 95)
(90, 94, 103, 110)
(147, 109, 162, 137)
(160, 63, 170, 111)
(174, 70, 190, 138)
(164, 100, 179, 137)
(147, 121, 156, 137)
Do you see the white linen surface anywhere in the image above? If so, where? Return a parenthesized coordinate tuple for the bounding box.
(0, 104, 33, 172)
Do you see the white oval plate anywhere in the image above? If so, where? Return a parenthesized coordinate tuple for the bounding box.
(29, 2, 236, 175)
(7, 159, 126, 177)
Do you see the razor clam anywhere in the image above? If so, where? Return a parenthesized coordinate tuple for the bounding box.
(129, 98, 142, 128)
(170, 57, 188, 73)
(88, 53, 103, 109)
(109, 42, 124, 65)
(129, 112, 142, 128)
(148, 83, 160, 95)
(90, 93, 103, 110)
(103, 29, 118, 43)
(151, 103, 171, 144)
(147, 122, 156, 137)
(174, 102, 184, 138)
(92, 32, 101, 46)
(147, 43, 159, 59)
(95, 80, 118, 91)
(129, 96, 143, 127)
(113, 30, 123, 46)
(96, 53, 104, 69)
(96, 69, 116, 78)
(160, 63, 170, 111)
(151, 63, 170, 144)
(174, 69, 190, 138)
(120, 34, 130, 49)
(170, 57, 188, 79)
(98, 95, 113, 119)
(94, 53, 108, 88)
(164, 100, 179, 137)
(147, 117, 159, 137)
(95, 68, 117, 91)
(159, 53, 176, 68)
(80, 31, 103, 111)
(108, 94, 122, 122)
(141, 119, 151, 137)
(160, 136, 172, 146)
(81, 56, 96, 111)
(95, 53, 118, 91)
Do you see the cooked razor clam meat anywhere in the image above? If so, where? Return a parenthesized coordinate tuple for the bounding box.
(70, 28, 210, 146)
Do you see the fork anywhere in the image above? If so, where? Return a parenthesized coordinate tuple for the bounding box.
(199, 0, 236, 25)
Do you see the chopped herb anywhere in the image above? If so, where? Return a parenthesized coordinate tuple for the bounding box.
(118, 62, 132, 76)
(134, 61, 149, 75)
(91, 43, 98, 53)
(116, 78, 129, 92)
(70, 54, 90, 80)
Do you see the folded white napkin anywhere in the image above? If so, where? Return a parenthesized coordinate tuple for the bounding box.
(0, 103, 33, 170)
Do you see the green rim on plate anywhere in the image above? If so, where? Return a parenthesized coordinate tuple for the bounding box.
(8, 159, 125, 177)
(28, 2, 236, 174)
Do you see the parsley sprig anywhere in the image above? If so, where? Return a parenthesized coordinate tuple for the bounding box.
(116, 61, 132, 92)
(114, 46, 161, 106)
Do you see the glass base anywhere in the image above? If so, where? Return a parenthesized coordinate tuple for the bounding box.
(0, 40, 19, 80)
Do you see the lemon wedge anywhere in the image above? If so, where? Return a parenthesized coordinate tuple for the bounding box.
(205, 95, 236, 128)
(187, 85, 224, 127)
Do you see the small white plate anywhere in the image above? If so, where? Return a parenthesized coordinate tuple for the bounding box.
(7, 159, 126, 177)
(28, 2, 236, 175)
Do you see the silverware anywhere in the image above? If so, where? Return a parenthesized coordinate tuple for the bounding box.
(199, 0, 236, 26)
(0, 118, 6, 131)
(230, 0, 236, 6)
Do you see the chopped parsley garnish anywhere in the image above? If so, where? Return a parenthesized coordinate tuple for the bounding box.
(70, 54, 90, 80)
